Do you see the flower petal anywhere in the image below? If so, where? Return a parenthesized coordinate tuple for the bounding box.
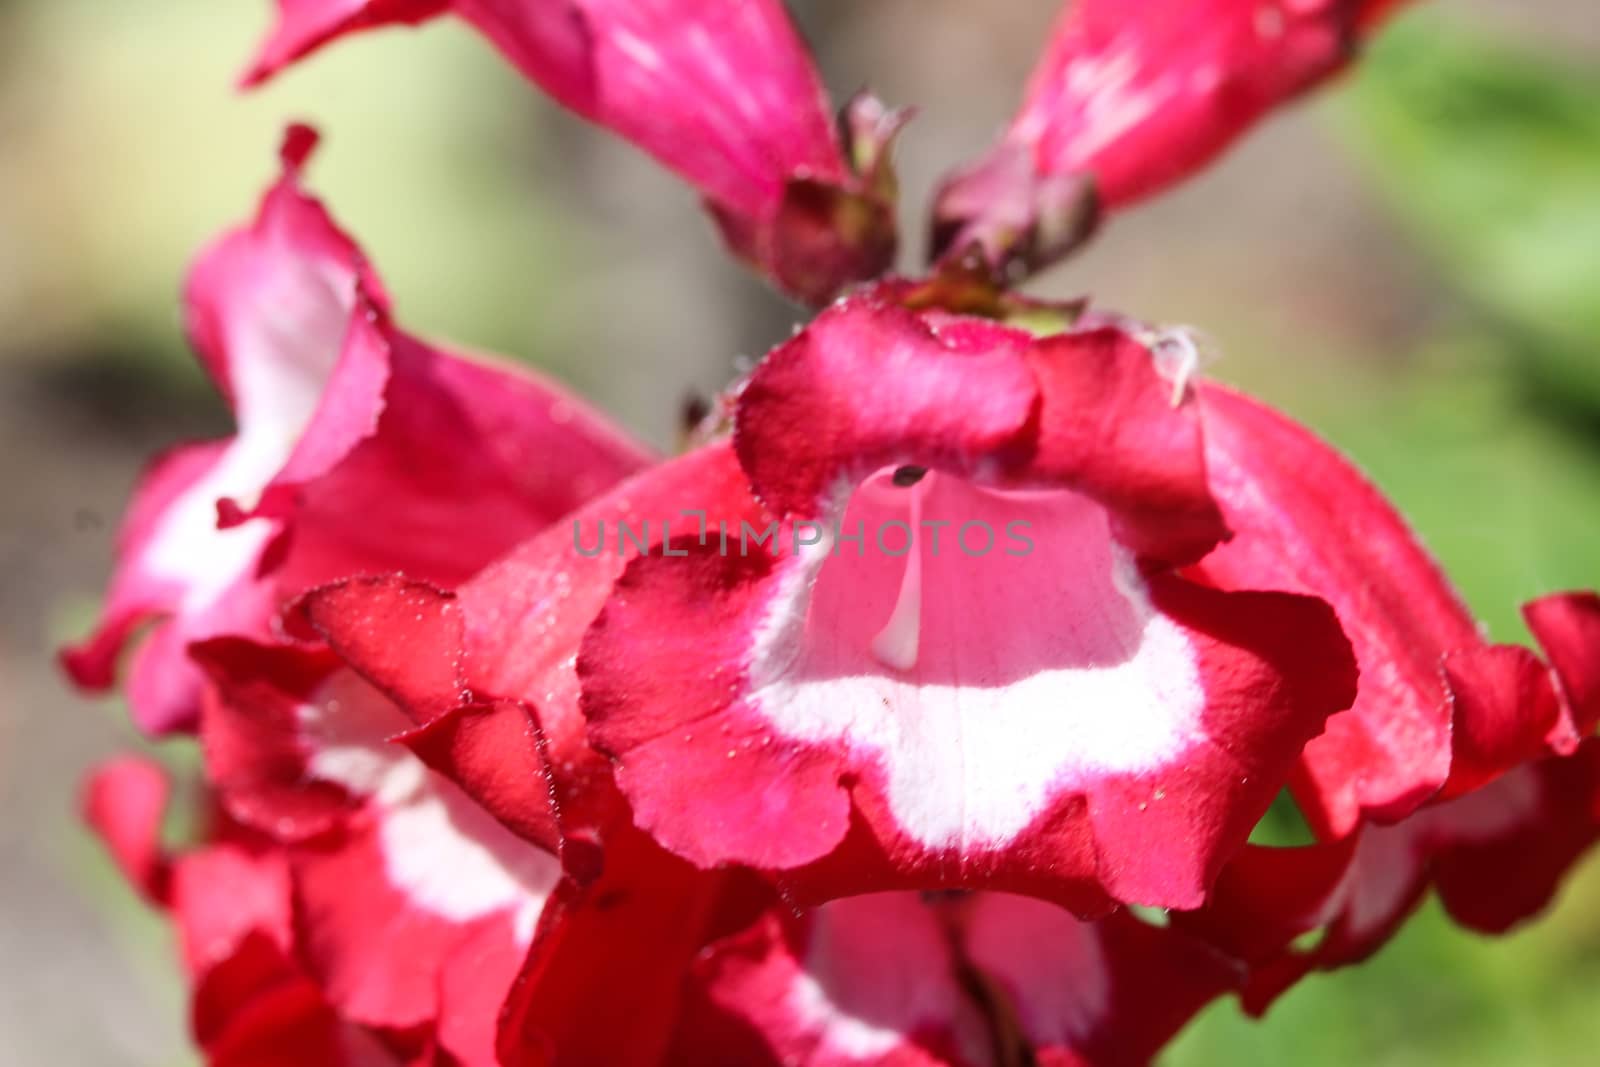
(496, 822, 769, 1067)
(933, 0, 1408, 277)
(81, 758, 383, 1063)
(186, 639, 561, 1042)
(273, 320, 654, 585)
(676, 893, 994, 1067)
(676, 891, 1239, 1067)
(457, 443, 767, 843)
(581, 304, 1352, 911)
(294, 577, 561, 853)
(732, 298, 1039, 520)
(64, 128, 650, 733)
(194, 639, 359, 843)
(281, 676, 559, 1036)
(82, 756, 173, 902)
(1196, 386, 1598, 834)
(291, 577, 467, 722)
(242, 1, 449, 87)
(171, 846, 296, 987)
(291, 807, 549, 1033)
(1180, 740, 1600, 1013)
(60, 128, 372, 733)
(734, 298, 1227, 564)
(959, 895, 1239, 1065)
(394, 701, 559, 855)
(61, 439, 284, 734)
(246, 1, 898, 302)
(1526, 591, 1600, 749)
(1195, 384, 1473, 836)
(193, 933, 376, 1067)
(1438, 644, 1564, 798)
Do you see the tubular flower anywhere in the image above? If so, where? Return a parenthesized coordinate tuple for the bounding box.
(86, 634, 765, 1067)
(60, 128, 651, 734)
(195, 641, 560, 1063)
(285, 559, 781, 1066)
(1177, 739, 1600, 1014)
(245, 1, 906, 304)
(1192, 389, 1600, 837)
(575, 293, 1359, 914)
(83, 755, 490, 1066)
(671, 892, 1240, 1067)
(931, 0, 1411, 278)
(1169, 585, 1600, 1012)
(77, 257, 1600, 1061)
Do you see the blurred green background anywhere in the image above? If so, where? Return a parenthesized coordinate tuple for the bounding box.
(2, 1, 1598, 1063)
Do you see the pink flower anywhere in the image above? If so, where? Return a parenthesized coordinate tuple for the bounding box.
(244, 1, 905, 304)
(199, 642, 558, 1062)
(932, 0, 1409, 278)
(1178, 738, 1600, 1013)
(83, 757, 410, 1065)
(672, 891, 1238, 1067)
(552, 294, 1358, 914)
(1163, 562, 1600, 1012)
(68, 5, 1600, 1058)
(78, 247, 1600, 1061)
(61, 127, 651, 735)
(1193, 388, 1600, 837)
(282, 556, 778, 1065)
(85, 636, 749, 1066)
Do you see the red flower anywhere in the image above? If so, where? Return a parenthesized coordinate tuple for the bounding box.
(564, 293, 1358, 913)
(672, 891, 1239, 1067)
(68, 6, 1600, 1058)
(932, 0, 1410, 277)
(60, 128, 651, 734)
(199, 643, 558, 1062)
(244, 1, 905, 304)
(281, 535, 779, 1065)
(1177, 738, 1600, 1014)
(78, 245, 1600, 1060)
(1193, 388, 1600, 837)
(84, 757, 414, 1065)
(84, 640, 746, 1066)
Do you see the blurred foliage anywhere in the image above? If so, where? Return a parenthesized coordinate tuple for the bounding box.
(1344, 11, 1600, 419)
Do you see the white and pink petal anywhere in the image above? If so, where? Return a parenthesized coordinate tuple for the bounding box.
(581, 302, 1355, 911)
(675, 894, 994, 1067)
(64, 128, 651, 735)
(191, 640, 561, 1048)
(959, 894, 1238, 1066)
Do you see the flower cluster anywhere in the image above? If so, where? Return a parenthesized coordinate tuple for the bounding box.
(72, 2, 1600, 1066)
